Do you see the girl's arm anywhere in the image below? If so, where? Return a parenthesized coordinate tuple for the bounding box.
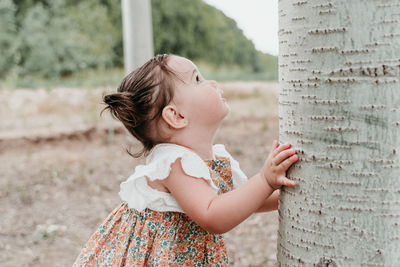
(162, 141, 298, 234)
(255, 190, 279, 213)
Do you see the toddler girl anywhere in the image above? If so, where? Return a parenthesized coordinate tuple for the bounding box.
(73, 54, 298, 266)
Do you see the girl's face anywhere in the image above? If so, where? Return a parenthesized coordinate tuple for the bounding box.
(168, 56, 230, 127)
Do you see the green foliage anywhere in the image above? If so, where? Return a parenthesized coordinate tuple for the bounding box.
(152, 0, 210, 59)
(92, 0, 123, 66)
(17, 0, 115, 78)
(0, 0, 18, 76)
(257, 51, 278, 79)
(1, 67, 124, 89)
(151, 0, 267, 73)
(3, 0, 277, 83)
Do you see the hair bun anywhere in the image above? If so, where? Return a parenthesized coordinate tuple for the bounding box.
(103, 93, 130, 111)
(100, 54, 173, 158)
(102, 92, 139, 126)
(103, 93, 118, 107)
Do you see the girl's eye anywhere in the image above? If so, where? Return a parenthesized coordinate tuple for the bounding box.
(196, 75, 202, 83)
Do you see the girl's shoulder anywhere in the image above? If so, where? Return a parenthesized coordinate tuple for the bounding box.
(147, 143, 233, 159)
(149, 143, 248, 189)
(212, 143, 232, 158)
(145, 143, 217, 186)
(118, 143, 248, 213)
(147, 143, 230, 161)
(119, 143, 216, 213)
(145, 143, 202, 164)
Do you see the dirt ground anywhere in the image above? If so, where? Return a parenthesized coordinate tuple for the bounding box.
(0, 81, 280, 266)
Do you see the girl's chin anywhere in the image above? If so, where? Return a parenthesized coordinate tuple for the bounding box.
(224, 102, 230, 112)
(222, 106, 230, 118)
(214, 108, 230, 124)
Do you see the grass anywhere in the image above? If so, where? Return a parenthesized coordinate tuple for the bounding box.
(0, 68, 125, 90)
(1, 62, 277, 90)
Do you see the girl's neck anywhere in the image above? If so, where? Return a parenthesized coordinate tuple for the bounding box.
(171, 125, 218, 161)
(182, 139, 215, 161)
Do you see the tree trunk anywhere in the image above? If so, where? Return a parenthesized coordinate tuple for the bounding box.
(277, 1, 400, 266)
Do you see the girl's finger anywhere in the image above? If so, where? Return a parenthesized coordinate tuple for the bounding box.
(272, 142, 291, 157)
(273, 149, 296, 166)
(278, 154, 298, 171)
(268, 140, 279, 159)
(284, 178, 296, 187)
(278, 176, 296, 187)
(270, 140, 279, 151)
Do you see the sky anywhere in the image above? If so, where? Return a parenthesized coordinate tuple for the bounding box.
(203, 0, 279, 56)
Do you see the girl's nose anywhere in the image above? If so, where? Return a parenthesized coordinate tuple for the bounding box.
(210, 80, 219, 90)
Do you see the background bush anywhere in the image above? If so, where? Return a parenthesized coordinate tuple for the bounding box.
(0, 0, 277, 82)
(0, 0, 18, 76)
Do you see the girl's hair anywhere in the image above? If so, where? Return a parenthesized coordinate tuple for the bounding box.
(102, 54, 177, 157)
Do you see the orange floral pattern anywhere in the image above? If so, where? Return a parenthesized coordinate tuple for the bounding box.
(205, 156, 233, 195)
(74, 156, 234, 266)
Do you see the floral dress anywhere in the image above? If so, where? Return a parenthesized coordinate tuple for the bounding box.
(73, 144, 248, 266)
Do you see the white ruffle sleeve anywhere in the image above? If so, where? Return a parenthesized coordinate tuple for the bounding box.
(119, 143, 248, 212)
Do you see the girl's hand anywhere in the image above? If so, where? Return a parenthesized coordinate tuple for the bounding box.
(262, 140, 298, 190)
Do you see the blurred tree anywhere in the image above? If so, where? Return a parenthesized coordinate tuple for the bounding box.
(257, 51, 278, 79)
(0, 0, 18, 77)
(151, 0, 263, 72)
(6, 0, 277, 79)
(18, 0, 115, 77)
(94, 0, 123, 66)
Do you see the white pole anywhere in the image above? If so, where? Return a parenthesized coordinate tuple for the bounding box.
(121, 0, 154, 74)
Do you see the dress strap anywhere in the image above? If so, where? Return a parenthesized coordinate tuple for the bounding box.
(212, 144, 248, 188)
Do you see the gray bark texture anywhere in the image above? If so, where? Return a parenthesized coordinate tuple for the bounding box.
(277, 0, 400, 266)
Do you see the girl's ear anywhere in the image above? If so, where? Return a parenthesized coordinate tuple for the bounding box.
(162, 104, 188, 129)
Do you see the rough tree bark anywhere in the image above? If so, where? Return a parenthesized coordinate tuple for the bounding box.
(277, 0, 400, 266)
